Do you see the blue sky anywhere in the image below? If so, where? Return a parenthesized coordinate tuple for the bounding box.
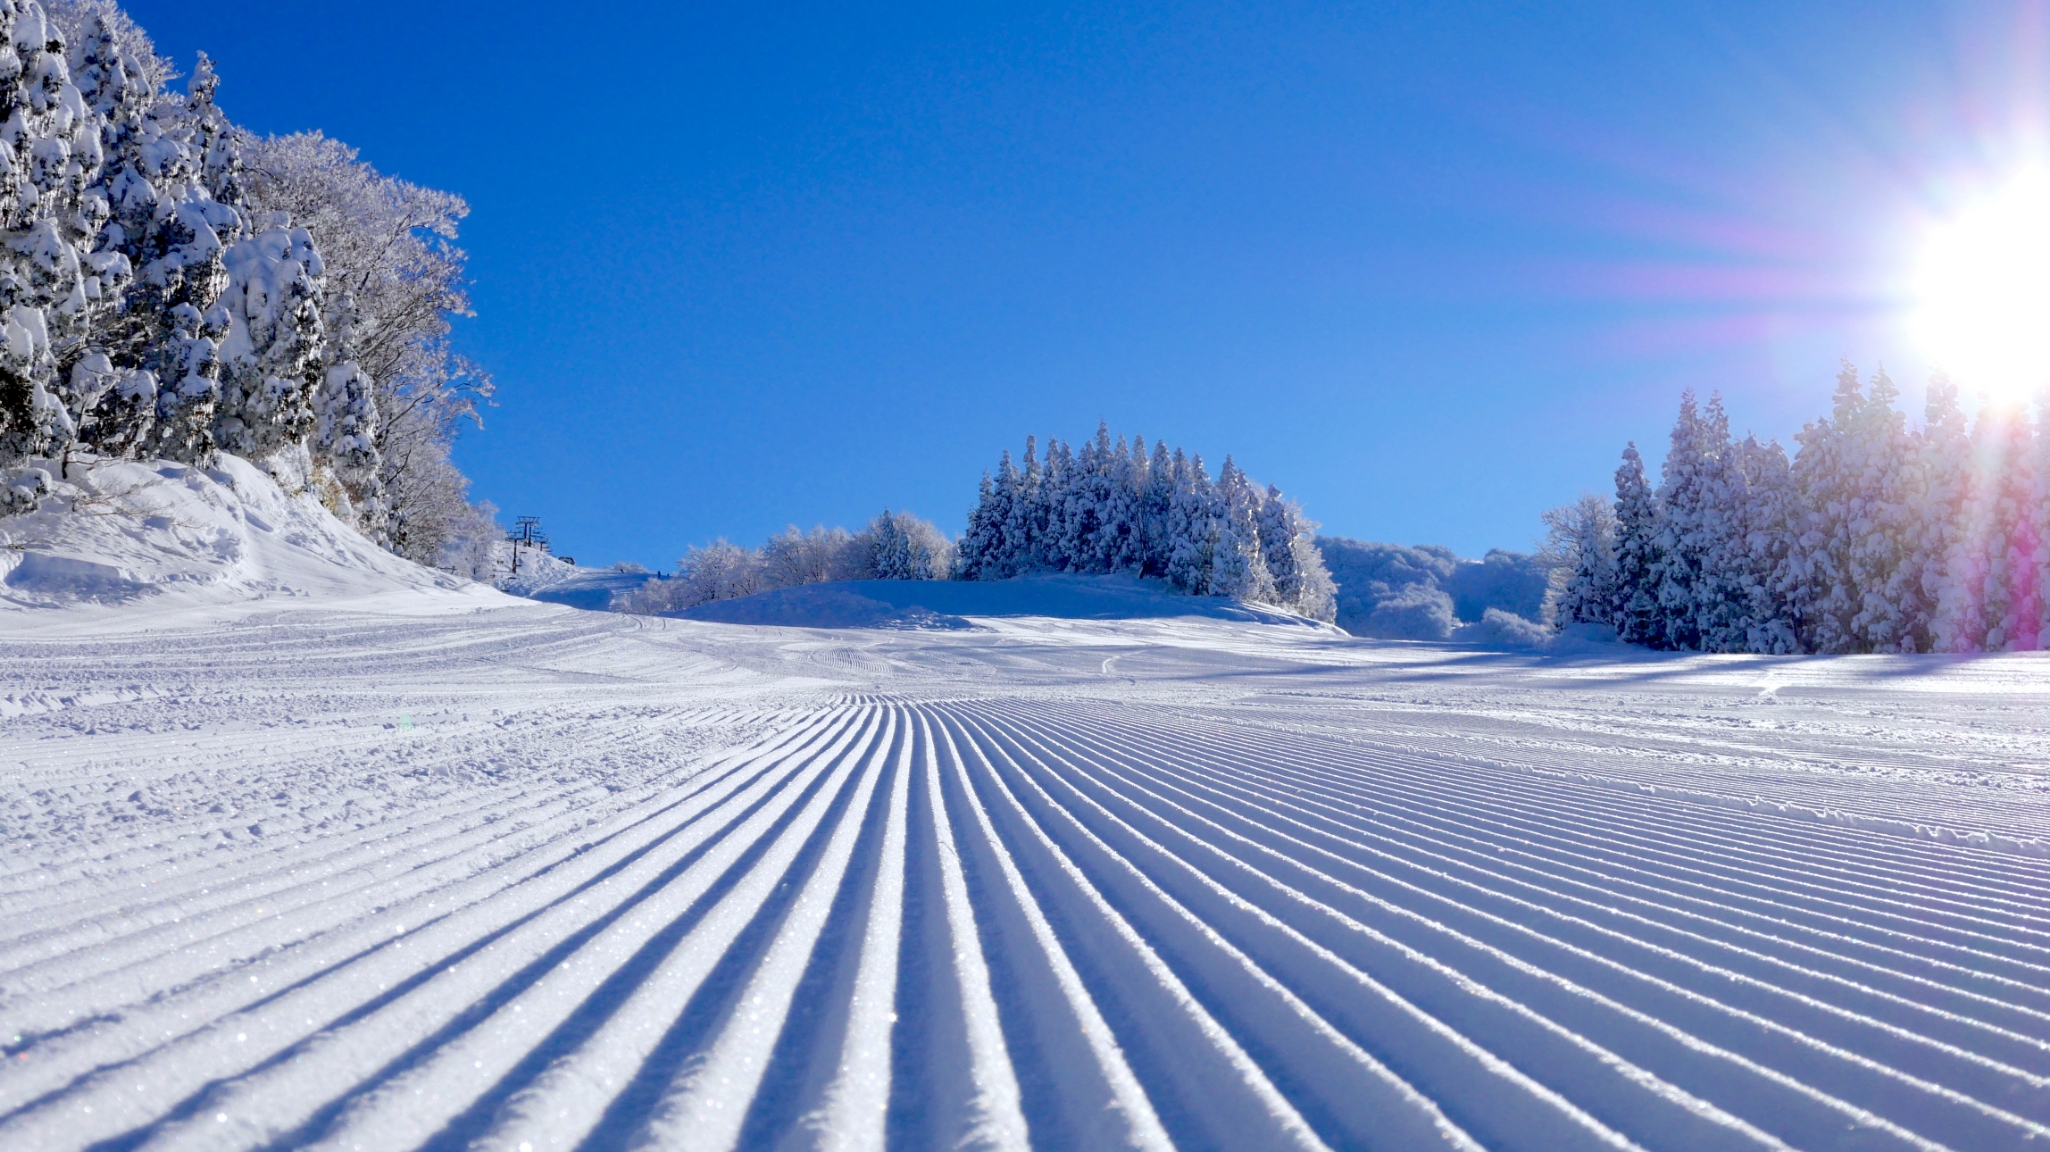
(126, 1, 2043, 567)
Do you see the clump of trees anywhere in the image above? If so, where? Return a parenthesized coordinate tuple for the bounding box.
(956, 423, 1336, 620)
(0, 1, 495, 573)
(1547, 364, 2050, 653)
(622, 424, 1336, 620)
(618, 510, 954, 613)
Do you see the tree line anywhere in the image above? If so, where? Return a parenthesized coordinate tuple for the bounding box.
(619, 511, 955, 613)
(626, 424, 1338, 621)
(957, 424, 1335, 619)
(1548, 364, 2047, 653)
(0, 1, 493, 571)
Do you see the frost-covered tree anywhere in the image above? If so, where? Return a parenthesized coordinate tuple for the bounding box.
(860, 508, 952, 580)
(239, 130, 488, 546)
(1650, 391, 1718, 650)
(1580, 367, 2050, 654)
(1948, 403, 2040, 651)
(761, 523, 859, 587)
(1611, 442, 1661, 645)
(953, 430, 1335, 617)
(0, 0, 500, 568)
(1541, 492, 1616, 629)
(1209, 455, 1274, 601)
(1913, 378, 1971, 651)
(1729, 434, 1798, 653)
(0, 1, 113, 473)
(622, 539, 763, 613)
(1256, 482, 1336, 621)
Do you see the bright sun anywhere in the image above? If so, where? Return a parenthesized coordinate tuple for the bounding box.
(1910, 168, 2050, 401)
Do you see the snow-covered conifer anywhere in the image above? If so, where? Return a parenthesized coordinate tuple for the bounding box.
(0, 1, 108, 475)
(1730, 435, 1798, 653)
(1915, 377, 1971, 651)
(212, 215, 323, 460)
(1139, 438, 1173, 576)
(1650, 392, 1717, 650)
(1208, 456, 1274, 602)
(954, 469, 1003, 580)
(1164, 450, 1214, 594)
(860, 508, 952, 580)
(1611, 442, 1661, 645)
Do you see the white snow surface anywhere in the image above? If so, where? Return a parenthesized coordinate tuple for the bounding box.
(0, 456, 490, 621)
(7, 577, 2050, 1149)
(499, 553, 652, 613)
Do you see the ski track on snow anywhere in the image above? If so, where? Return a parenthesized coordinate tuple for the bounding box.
(5, 604, 2050, 1150)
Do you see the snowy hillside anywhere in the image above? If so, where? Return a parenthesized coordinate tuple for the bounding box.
(498, 550, 655, 611)
(0, 456, 492, 620)
(6, 577, 2050, 1150)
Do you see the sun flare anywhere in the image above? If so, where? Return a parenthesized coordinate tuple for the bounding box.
(1909, 169, 2050, 402)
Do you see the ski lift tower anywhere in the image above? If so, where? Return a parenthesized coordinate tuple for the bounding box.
(507, 516, 550, 574)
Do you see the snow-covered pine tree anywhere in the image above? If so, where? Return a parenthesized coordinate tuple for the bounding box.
(1007, 435, 1041, 573)
(1139, 438, 1173, 576)
(1256, 482, 1305, 606)
(1730, 434, 1798, 653)
(1786, 364, 1867, 652)
(1116, 434, 1150, 571)
(863, 508, 951, 580)
(1208, 456, 1274, 602)
(1916, 377, 1972, 651)
(1650, 391, 1716, 650)
(1964, 403, 2040, 650)
(1611, 442, 1661, 645)
(1159, 449, 1209, 594)
(1254, 481, 1335, 620)
(1687, 395, 1756, 652)
(72, 15, 238, 463)
(2035, 401, 2050, 649)
(0, 1, 110, 478)
(1065, 422, 1112, 572)
(1040, 437, 1078, 571)
(212, 214, 323, 461)
(1094, 430, 1142, 572)
(1841, 368, 1914, 651)
(955, 467, 1002, 580)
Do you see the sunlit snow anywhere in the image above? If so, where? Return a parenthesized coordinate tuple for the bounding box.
(5, 486, 2050, 1148)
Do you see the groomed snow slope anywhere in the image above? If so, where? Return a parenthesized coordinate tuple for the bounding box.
(5, 597, 2050, 1150)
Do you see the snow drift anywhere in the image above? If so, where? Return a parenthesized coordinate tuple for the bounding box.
(0, 455, 481, 616)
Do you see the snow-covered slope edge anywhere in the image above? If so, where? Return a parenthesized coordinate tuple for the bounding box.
(0, 456, 502, 619)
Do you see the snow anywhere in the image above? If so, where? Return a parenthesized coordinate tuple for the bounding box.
(0, 455, 489, 622)
(4, 561, 2050, 1151)
(497, 552, 651, 612)
(675, 573, 1338, 631)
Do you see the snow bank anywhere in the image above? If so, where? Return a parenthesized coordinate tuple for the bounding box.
(0, 455, 486, 617)
(667, 573, 1338, 630)
(500, 553, 653, 611)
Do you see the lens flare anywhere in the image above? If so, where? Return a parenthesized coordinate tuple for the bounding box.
(1909, 168, 2050, 400)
